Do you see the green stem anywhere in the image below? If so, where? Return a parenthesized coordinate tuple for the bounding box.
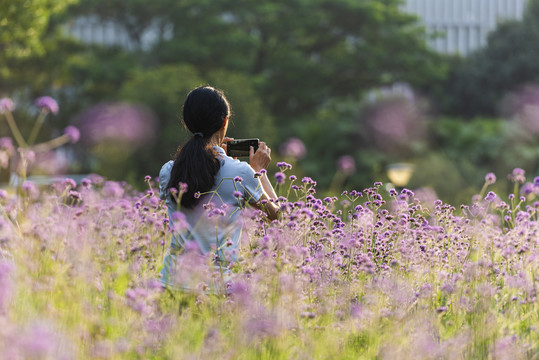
(27, 111, 47, 146)
(478, 182, 488, 198)
(4, 111, 28, 148)
(31, 134, 70, 153)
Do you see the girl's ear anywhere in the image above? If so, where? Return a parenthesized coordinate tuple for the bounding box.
(221, 116, 228, 130)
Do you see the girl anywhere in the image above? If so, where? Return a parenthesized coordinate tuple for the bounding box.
(159, 86, 279, 289)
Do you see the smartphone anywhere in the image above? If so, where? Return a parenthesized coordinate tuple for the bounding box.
(226, 138, 259, 158)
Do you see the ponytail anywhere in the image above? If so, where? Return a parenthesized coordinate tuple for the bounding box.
(167, 136, 220, 208)
(166, 86, 230, 208)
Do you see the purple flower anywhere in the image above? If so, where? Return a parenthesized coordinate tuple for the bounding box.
(208, 208, 226, 218)
(276, 161, 293, 170)
(234, 176, 243, 182)
(275, 172, 286, 185)
(0, 189, 8, 201)
(68, 190, 82, 200)
(77, 103, 157, 146)
(436, 306, 448, 313)
(179, 182, 188, 193)
(22, 149, 35, 163)
(63, 126, 80, 143)
(245, 316, 279, 339)
(0, 98, 15, 113)
(81, 178, 92, 189)
(88, 174, 105, 185)
(279, 137, 306, 160)
(18, 321, 73, 359)
(337, 155, 355, 175)
(401, 188, 414, 197)
(22, 181, 39, 200)
(534, 176, 539, 187)
(233, 190, 242, 198)
(170, 211, 188, 232)
(102, 181, 124, 198)
(144, 175, 152, 182)
(62, 178, 77, 189)
(521, 183, 534, 196)
(511, 168, 526, 183)
(0, 260, 14, 311)
(484, 172, 496, 185)
(35, 96, 59, 114)
(485, 191, 497, 202)
(0, 137, 14, 154)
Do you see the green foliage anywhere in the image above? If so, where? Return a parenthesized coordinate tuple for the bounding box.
(0, 0, 77, 79)
(297, 97, 386, 190)
(408, 117, 539, 203)
(118, 64, 276, 182)
(67, 46, 141, 103)
(147, 0, 440, 126)
(442, 0, 539, 117)
(68, 0, 172, 49)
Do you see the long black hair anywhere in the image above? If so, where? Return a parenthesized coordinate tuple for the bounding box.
(166, 86, 231, 208)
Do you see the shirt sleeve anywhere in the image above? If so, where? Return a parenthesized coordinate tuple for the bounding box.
(159, 161, 174, 200)
(239, 162, 264, 203)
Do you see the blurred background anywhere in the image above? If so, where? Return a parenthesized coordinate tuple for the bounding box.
(0, 0, 538, 204)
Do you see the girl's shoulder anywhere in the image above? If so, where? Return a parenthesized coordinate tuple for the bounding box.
(159, 160, 174, 181)
(159, 161, 174, 196)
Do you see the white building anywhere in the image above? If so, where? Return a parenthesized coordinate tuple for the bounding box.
(67, 16, 171, 51)
(67, 0, 528, 56)
(403, 0, 527, 55)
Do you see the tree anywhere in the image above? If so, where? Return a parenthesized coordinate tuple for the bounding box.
(0, 0, 77, 81)
(118, 64, 276, 182)
(68, 0, 172, 50)
(152, 0, 441, 127)
(443, 0, 539, 118)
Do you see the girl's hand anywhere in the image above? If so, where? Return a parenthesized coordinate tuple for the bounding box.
(220, 137, 234, 154)
(250, 142, 271, 172)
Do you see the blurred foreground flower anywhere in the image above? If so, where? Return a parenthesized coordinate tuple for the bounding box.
(0, 98, 15, 113)
(0, 137, 14, 169)
(63, 126, 80, 143)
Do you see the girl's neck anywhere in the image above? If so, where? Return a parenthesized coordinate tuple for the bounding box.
(208, 132, 223, 147)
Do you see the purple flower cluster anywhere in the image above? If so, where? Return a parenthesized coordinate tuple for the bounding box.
(485, 172, 496, 185)
(510, 168, 526, 183)
(274, 172, 286, 185)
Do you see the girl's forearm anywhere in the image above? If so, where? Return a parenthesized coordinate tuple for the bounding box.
(260, 173, 278, 200)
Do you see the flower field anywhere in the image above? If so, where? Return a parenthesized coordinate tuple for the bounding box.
(0, 169, 538, 359)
